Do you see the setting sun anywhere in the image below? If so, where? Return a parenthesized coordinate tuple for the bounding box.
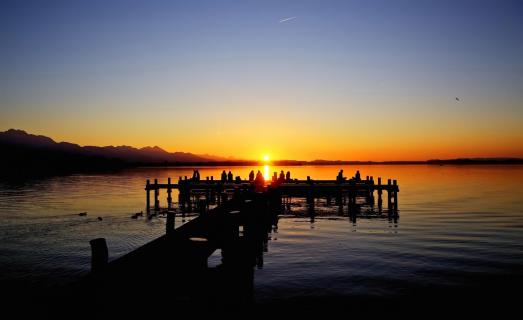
(263, 155, 270, 162)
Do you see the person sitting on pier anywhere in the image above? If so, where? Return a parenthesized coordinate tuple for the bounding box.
(355, 170, 361, 182)
(235, 176, 241, 183)
(278, 170, 285, 183)
(221, 170, 227, 182)
(337, 169, 346, 182)
(192, 169, 200, 181)
(286, 171, 291, 182)
(227, 170, 234, 182)
(254, 170, 265, 190)
(249, 170, 255, 181)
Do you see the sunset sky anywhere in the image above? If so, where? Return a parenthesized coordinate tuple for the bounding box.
(1, 0, 522, 161)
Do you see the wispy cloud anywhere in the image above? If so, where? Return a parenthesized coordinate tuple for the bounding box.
(279, 16, 296, 23)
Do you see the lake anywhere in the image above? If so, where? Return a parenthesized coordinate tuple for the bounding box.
(1, 165, 523, 305)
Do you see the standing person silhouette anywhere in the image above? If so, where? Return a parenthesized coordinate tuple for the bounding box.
(221, 170, 227, 182)
(286, 171, 291, 182)
(249, 170, 255, 182)
(227, 170, 233, 182)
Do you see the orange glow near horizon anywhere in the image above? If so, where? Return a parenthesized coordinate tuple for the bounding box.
(3, 122, 522, 161)
(2, 102, 522, 161)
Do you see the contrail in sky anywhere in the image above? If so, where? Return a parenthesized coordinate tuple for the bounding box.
(279, 16, 296, 23)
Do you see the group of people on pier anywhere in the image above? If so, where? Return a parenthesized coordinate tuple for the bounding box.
(337, 169, 361, 182)
(192, 168, 362, 185)
(271, 170, 292, 185)
(221, 170, 235, 182)
(214, 169, 294, 187)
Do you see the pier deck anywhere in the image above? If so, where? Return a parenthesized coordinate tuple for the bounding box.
(144, 175, 399, 215)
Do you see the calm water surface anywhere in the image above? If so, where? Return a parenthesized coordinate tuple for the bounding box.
(1, 165, 522, 300)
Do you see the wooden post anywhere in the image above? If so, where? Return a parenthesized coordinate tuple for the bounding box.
(154, 178, 159, 211)
(166, 211, 175, 234)
(167, 177, 172, 209)
(186, 189, 192, 212)
(377, 177, 383, 213)
(387, 179, 392, 212)
(347, 189, 356, 217)
(89, 238, 108, 273)
(199, 199, 207, 216)
(307, 190, 315, 214)
(146, 179, 151, 213)
(393, 179, 398, 215)
(178, 177, 185, 210)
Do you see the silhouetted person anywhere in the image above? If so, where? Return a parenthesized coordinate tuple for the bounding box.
(221, 170, 227, 182)
(249, 170, 255, 182)
(192, 169, 200, 181)
(227, 170, 233, 182)
(355, 170, 361, 181)
(272, 172, 277, 183)
(286, 171, 291, 182)
(255, 170, 262, 182)
(278, 170, 285, 183)
(235, 176, 241, 183)
(337, 169, 344, 182)
(254, 170, 264, 191)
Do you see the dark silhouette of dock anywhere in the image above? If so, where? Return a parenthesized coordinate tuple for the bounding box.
(144, 173, 399, 216)
(77, 171, 400, 315)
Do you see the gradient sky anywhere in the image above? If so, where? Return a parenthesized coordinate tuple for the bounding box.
(1, 0, 522, 160)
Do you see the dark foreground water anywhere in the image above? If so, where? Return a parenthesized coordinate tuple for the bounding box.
(1, 165, 522, 309)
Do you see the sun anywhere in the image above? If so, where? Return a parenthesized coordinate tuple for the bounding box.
(263, 154, 270, 162)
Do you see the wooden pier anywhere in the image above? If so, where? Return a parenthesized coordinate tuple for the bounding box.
(144, 174, 399, 216)
(84, 171, 399, 313)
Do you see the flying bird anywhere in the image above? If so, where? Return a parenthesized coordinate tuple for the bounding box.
(279, 16, 296, 23)
(455, 97, 460, 101)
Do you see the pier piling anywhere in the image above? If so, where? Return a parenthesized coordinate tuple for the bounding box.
(146, 179, 151, 213)
(154, 179, 159, 211)
(166, 211, 175, 234)
(167, 177, 173, 209)
(89, 238, 108, 273)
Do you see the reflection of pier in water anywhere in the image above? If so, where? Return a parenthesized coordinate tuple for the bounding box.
(85, 172, 399, 312)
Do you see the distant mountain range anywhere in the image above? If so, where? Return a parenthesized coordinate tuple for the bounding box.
(1, 128, 521, 177)
(0, 129, 229, 176)
(0, 129, 226, 163)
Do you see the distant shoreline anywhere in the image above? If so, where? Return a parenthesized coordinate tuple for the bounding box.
(2, 129, 522, 178)
(139, 158, 523, 167)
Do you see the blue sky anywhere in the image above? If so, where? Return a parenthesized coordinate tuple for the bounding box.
(1, 0, 522, 160)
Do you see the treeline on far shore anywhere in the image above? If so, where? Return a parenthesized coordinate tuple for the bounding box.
(2, 153, 523, 179)
(141, 158, 523, 167)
